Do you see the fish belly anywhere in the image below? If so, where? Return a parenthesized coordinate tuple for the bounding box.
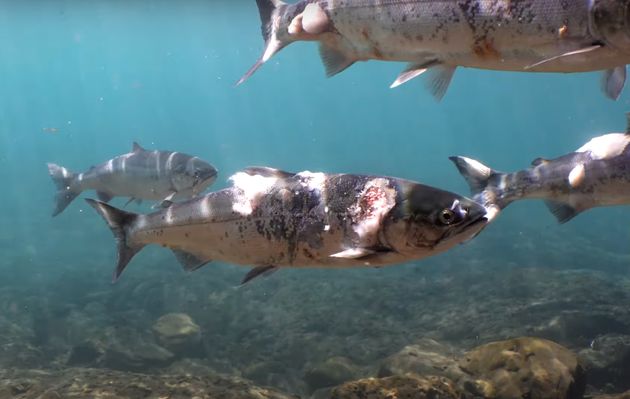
(324, 0, 629, 72)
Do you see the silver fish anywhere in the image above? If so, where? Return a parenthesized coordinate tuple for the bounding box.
(238, 0, 630, 100)
(86, 167, 488, 284)
(47, 142, 218, 217)
(450, 114, 630, 223)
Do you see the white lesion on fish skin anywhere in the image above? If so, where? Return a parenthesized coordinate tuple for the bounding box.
(576, 133, 630, 160)
(165, 152, 178, 173)
(106, 159, 115, 173)
(229, 172, 279, 216)
(349, 178, 397, 247)
(568, 163, 586, 188)
(200, 195, 212, 218)
(288, 3, 330, 39)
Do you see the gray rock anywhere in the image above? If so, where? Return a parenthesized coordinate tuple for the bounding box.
(378, 338, 464, 382)
(579, 334, 630, 391)
(304, 356, 359, 392)
(153, 313, 204, 357)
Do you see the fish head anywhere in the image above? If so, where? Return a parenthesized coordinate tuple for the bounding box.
(171, 156, 218, 196)
(385, 184, 488, 257)
(589, 0, 630, 53)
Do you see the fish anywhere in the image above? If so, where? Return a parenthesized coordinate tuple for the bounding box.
(238, 0, 630, 100)
(47, 142, 218, 217)
(450, 114, 630, 224)
(85, 167, 488, 284)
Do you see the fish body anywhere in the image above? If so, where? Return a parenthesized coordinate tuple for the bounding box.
(47, 143, 218, 216)
(86, 167, 488, 283)
(239, 0, 630, 99)
(450, 115, 630, 223)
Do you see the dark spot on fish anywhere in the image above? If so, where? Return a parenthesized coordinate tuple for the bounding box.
(184, 232, 189, 238)
(473, 39, 500, 59)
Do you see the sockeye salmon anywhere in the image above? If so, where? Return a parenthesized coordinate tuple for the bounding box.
(86, 167, 488, 283)
(451, 113, 630, 223)
(239, 0, 630, 100)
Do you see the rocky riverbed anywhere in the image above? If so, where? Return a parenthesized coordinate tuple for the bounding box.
(2, 224, 630, 397)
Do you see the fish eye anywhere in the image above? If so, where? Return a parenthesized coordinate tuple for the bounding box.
(438, 209, 456, 225)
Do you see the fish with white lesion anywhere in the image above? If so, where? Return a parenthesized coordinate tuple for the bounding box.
(47, 142, 218, 216)
(85, 166, 489, 284)
(450, 113, 630, 224)
(239, 0, 630, 100)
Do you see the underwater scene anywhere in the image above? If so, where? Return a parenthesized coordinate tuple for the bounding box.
(3, 1, 630, 398)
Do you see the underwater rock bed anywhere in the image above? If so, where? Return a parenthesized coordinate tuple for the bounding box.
(0, 368, 297, 399)
(3, 247, 630, 397)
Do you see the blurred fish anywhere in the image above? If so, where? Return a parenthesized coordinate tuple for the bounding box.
(86, 167, 488, 283)
(450, 114, 630, 223)
(42, 127, 60, 134)
(47, 143, 218, 217)
(238, 0, 630, 100)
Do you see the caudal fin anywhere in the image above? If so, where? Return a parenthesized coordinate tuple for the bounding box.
(85, 199, 145, 282)
(237, 0, 288, 85)
(47, 163, 81, 217)
(448, 156, 498, 196)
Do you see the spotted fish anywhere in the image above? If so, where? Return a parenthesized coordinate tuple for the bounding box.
(86, 167, 488, 283)
(450, 114, 630, 223)
(47, 142, 218, 216)
(238, 0, 630, 100)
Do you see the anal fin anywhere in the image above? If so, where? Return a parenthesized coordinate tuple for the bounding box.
(602, 66, 626, 100)
(544, 200, 580, 224)
(524, 45, 602, 70)
(172, 249, 211, 272)
(241, 265, 278, 285)
(330, 248, 377, 259)
(319, 43, 355, 77)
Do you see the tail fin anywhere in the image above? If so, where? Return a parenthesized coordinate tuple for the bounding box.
(85, 199, 146, 283)
(47, 163, 81, 217)
(237, 0, 288, 85)
(449, 156, 498, 195)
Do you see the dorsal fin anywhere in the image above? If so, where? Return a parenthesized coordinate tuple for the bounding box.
(242, 166, 294, 179)
(531, 157, 550, 167)
(132, 142, 145, 153)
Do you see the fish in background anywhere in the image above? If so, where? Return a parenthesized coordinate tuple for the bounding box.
(47, 143, 218, 217)
(450, 114, 630, 224)
(238, 0, 630, 100)
(86, 167, 488, 284)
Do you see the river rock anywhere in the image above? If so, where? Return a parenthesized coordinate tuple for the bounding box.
(378, 338, 464, 381)
(579, 334, 630, 392)
(152, 313, 203, 357)
(459, 337, 586, 399)
(331, 375, 461, 399)
(304, 356, 359, 391)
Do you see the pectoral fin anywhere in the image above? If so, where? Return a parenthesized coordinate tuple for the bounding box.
(524, 45, 602, 70)
(544, 200, 581, 224)
(426, 65, 457, 101)
(390, 61, 439, 89)
(153, 192, 177, 209)
(319, 43, 355, 77)
(602, 66, 626, 100)
(241, 265, 278, 285)
(171, 249, 211, 272)
(330, 248, 376, 259)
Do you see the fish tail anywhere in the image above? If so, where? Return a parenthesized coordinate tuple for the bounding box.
(236, 0, 289, 85)
(449, 156, 505, 216)
(85, 199, 146, 283)
(47, 163, 81, 217)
